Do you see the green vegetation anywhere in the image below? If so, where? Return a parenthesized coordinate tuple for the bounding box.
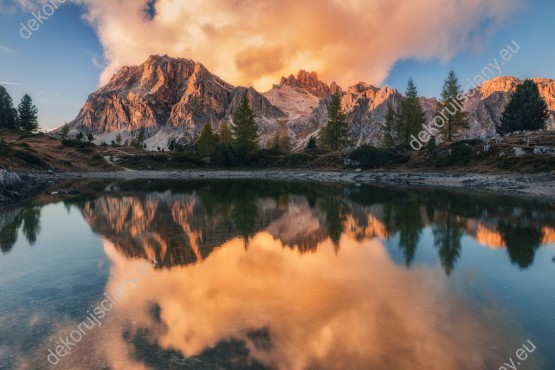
(397, 78, 425, 146)
(60, 124, 70, 139)
(498, 79, 549, 135)
(437, 70, 468, 142)
(0, 87, 39, 132)
(0, 86, 18, 130)
(196, 123, 219, 155)
(320, 93, 350, 151)
(348, 146, 407, 169)
(232, 94, 258, 153)
(131, 127, 147, 149)
(218, 121, 233, 145)
(17, 94, 39, 132)
(382, 102, 397, 147)
(304, 136, 318, 153)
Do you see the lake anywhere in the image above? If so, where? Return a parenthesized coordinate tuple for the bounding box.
(0, 180, 554, 370)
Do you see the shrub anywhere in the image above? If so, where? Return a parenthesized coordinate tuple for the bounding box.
(287, 153, 313, 166)
(348, 146, 407, 169)
(434, 140, 477, 167)
(62, 138, 94, 148)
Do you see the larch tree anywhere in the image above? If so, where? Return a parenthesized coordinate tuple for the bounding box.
(397, 78, 425, 146)
(438, 70, 468, 142)
(321, 93, 350, 151)
(382, 101, 397, 147)
(232, 94, 259, 152)
(218, 121, 234, 145)
(196, 123, 219, 154)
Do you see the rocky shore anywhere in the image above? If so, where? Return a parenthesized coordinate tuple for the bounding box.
(0, 169, 45, 207)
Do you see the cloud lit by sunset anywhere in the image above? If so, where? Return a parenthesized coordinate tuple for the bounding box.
(76, 0, 524, 90)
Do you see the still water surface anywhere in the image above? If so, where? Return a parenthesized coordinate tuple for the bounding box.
(0, 180, 554, 370)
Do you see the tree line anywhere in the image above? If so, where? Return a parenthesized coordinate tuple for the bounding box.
(0, 86, 39, 132)
(201, 72, 549, 159)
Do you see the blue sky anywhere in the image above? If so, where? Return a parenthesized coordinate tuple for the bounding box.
(0, 0, 554, 130)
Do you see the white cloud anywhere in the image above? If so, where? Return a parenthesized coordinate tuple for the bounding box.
(73, 0, 525, 90)
(0, 45, 17, 55)
(0, 81, 24, 86)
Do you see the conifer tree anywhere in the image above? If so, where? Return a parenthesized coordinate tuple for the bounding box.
(218, 121, 233, 145)
(60, 124, 69, 139)
(196, 123, 219, 154)
(232, 94, 258, 152)
(134, 127, 146, 148)
(397, 78, 425, 146)
(382, 102, 397, 147)
(497, 79, 549, 135)
(0, 86, 19, 130)
(321, 93, 349, 151)
(438, 70, 468, 141)
(305, 136, 318, 153)
(17, 94, 39, 132)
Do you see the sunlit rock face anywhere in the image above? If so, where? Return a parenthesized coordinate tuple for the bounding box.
(70, 55, 285, 149)
(69, 56, 555, 151)
(464, 77, 555, 137)
(75, 182, 555, 272)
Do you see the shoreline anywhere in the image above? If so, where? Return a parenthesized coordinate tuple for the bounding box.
(35, 170, 555, 201)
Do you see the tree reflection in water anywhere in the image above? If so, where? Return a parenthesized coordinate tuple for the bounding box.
(1, 180, 554, 274)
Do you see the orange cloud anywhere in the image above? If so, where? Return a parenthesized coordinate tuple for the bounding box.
(77, 0, 525, 91)
(24, 232, 544, 370)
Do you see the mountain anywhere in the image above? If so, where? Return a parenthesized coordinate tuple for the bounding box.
(70, 55, 285, 149)
(465, 77, 555, 137)
(68, 55, 555, 150)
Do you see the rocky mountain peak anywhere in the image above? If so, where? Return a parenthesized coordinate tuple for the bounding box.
(280, 70, 342, 98)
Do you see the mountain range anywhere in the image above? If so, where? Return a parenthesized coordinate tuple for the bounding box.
(68, 55, 555, 150)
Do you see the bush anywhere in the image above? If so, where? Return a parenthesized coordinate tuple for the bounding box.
(434, 140, 477, 167)
(210, 144, 240, 166)
(348, 146, 407, 169)
(61, 138, 94, 148)
(287, 153, 313, 166)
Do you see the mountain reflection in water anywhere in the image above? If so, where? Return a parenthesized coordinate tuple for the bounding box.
(0, 180, 554, 370)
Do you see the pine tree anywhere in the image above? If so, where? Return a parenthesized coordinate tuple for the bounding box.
(382, 102, 397, 147)
(60, 124, 69, 139)
(134, 127, 146, 148)
(232, 94, 258, 152)
(305, 136, 318, 152)
(397, 78, 425, 146)
(218, 121, 233, 145)
(438, 70, 468, 141)
(497, 79, 549, 135)
(321, 93, 349, 151)
(196, 123, 219, 154)
(0, 86, 19, 130)
(17, 94, 39, 132)
(115, 133, 122, 145)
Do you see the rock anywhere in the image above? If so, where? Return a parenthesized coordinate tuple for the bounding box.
(279, 70, 342, 98)
(513, 147, 526, 157)
(66, 56, 555, 152)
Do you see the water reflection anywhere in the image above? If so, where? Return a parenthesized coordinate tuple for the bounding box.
(0, 206, 41, 253)
(1, 180, 555, 369)
(73, 181, 555, 273)
(2, 181, 555, 273)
